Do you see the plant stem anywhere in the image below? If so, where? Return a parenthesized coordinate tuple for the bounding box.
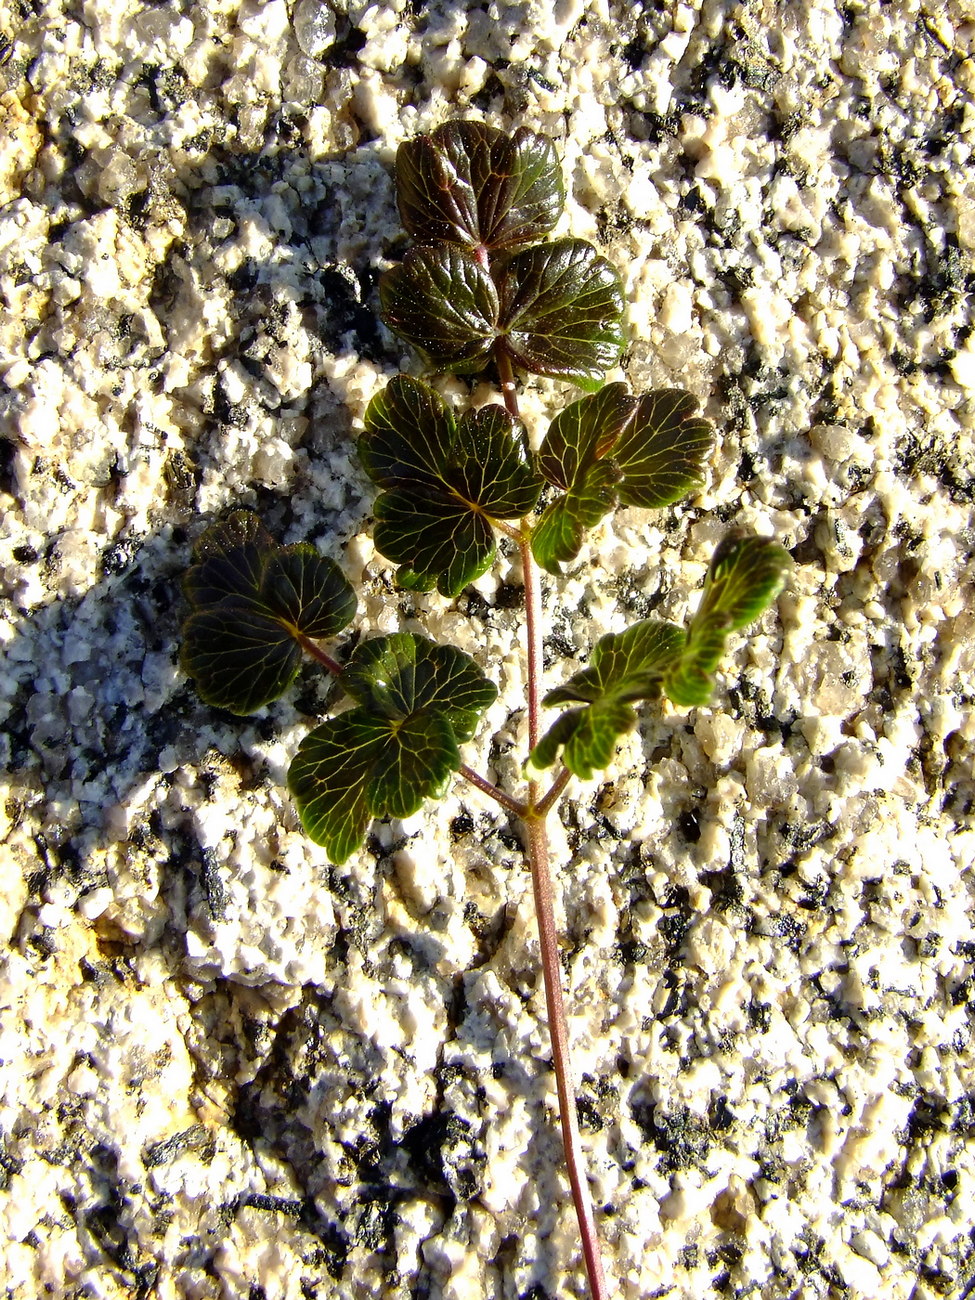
(524, 810, 609, 1300)
(519, 529, 543, 754)
(496, 345, 520, 422)
(458, 764, 527, 818)
(493, 346, 607, 1296)
(296, 633, 344, 676)
(534, 764, 572, 819)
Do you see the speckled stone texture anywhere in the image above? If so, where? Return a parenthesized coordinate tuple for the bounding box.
(1, 1, 974, 1297)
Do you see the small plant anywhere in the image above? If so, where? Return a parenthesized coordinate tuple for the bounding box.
(180, 122, 790, 1299)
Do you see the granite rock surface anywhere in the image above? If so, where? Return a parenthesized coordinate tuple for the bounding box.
(1, 1, 974, 1297)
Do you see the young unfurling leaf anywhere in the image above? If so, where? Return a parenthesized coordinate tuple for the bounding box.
(288, 634, 497, 862)
(663, 534, 792, 708)
(181, 512, 357, 714)
(360, 375, 542, 596)
(534, 534, 790, 775)
(531, 620, 685, 779)
(395, 121, 564, 252)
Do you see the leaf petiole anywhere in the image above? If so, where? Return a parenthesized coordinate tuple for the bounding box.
(295, 631, 344, 676)
(533, 764, 572, 818)
(458, 764, 528, 817)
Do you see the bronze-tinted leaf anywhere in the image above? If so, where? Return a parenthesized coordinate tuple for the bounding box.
(395, 121, 564, 251)
(360, 376, 542, 596)
(497, 239, 626, 388)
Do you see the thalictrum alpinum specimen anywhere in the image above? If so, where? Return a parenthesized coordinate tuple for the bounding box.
(180, 119, 791, 1300)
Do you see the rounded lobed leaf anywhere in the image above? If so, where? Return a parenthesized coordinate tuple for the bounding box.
(288, 634, 497, 861)
(373, 486, 497, 598)
(448, 403, 542, 519)
(183, 509, 273, 608)
(613, 389, 715, 510)
(288, 711, 458, 863)
(341, 633, 497, 742)
(181, 602, 306, 716)
(531, 383, 635, 572)
(360, 376, 543, 596)
(379, 245, 499, 373)
(530, 461, 621, 574)
(395, 121, 564, 252)
(497, 239, 625, 388)
(264, 546, 359, 640)
(180, 513, 357, 714)
(537, 383, 636, 490)
(359, 374, 456, 487)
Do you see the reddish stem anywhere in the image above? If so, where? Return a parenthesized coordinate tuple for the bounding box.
(534, 765, 572, 819)
(494, 340, 608, 1298)
(525, 811, 610, 1300)
(458, 764, 527, 818)
(295, 632, 343, 676)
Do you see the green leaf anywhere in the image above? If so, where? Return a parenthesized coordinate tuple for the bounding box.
(531, 384, 635, 572)
(664, 534, 792, 708)
(380, 245, 500, 373)
(546, 620, 687, 706)
(395, 121, 564, 251)
(380, 238, 624, 389)
(497, 239, 625, 387)
(531, 462, 621, 573)
(288, 634, 497, 861)
(532, 620, 685, 779)
(180, 514, 357, 714)
(613, 389, 714, 509)
(537, 383, 636, 489)
(183, 510, 273, 608)
(360, 375, 543, 596)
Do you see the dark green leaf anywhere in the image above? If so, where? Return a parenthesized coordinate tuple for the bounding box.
(360, 376, 543, 596)
(375, 483, 496, 601)
(532, 620, 685, 778)
(531, 384, 635, 571)
(183, 510, 273, 608)
(288, 634, 497, 861)
(537, 383, 636, 489)
(358, 369, 455, 485)
(181, 514, 357, 714)
(664, 534, 791, 708)
(181, 601, 307, 716)
(613, 389, 714, 509)
(396, 121, 564, 251)
(497, 239, 625, 387)
(264, 546, 359, 639)
(531, 461, 621, 573)
(380, 246, 499, 373)
(340, 633, 495, 743)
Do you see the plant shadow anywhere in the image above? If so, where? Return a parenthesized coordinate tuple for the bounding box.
(2, 88, 589, 1297)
